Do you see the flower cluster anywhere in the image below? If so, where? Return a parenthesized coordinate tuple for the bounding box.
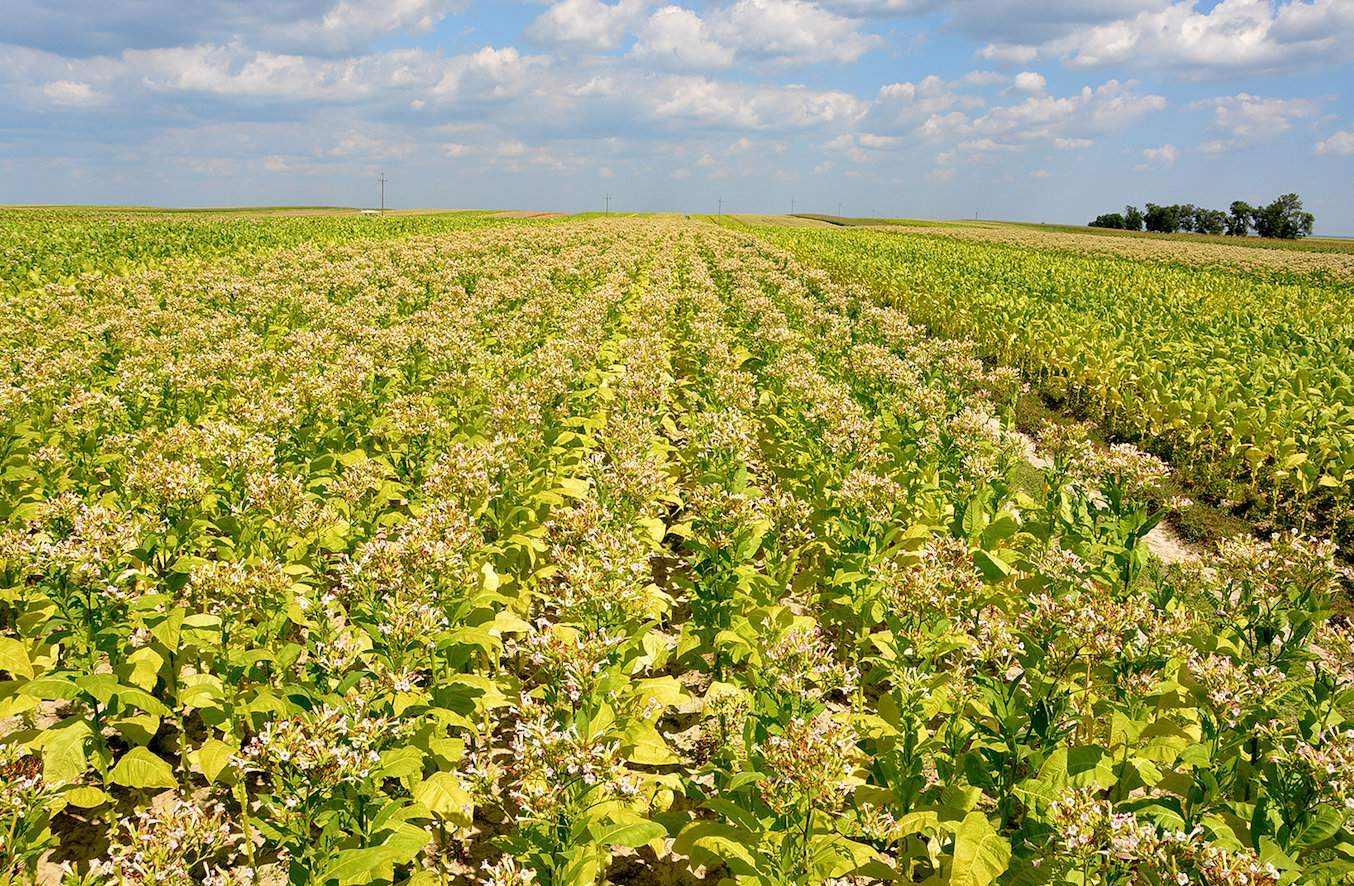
(504, 703, 641, 821)
(1187, 653, 1287, 726)
(1047, 787, 1280, 885)
(239, 695, 402, 790)
(761, 623, 858, 702)
(755, 713, 860, 815)
(91, 796, 239, 885)
(879, 536, 985, 620)
(505, 620, 627, 706)
(476, 855, 538, 885)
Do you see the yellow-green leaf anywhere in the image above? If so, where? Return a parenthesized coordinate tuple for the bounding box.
(109, 747, 177, 790)
(948, 812, 1010, 886)
(0, 637, 33, 679)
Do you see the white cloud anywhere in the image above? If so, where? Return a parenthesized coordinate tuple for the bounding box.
(1135, 142, 1177, 169)
(817, 0, 942, 14)
(632, 0, 880, 69)
(858, 132, 900, 148)
(311, 0, 468, 51)
(1, 0, 470, 57)
(965, 79, 1165, 141)
(526, 0, 648, 51)
(330, 129, 415, 158)
(713, 0, 881, 64)
(642, 75, 868, 130)
(632, 6, 735, 68)
(873, 74, 985, 134)
(958, 137, 1022, 152)
(1315, 131, 1354, 156)
(983, 0, 1354, 75)
(961, 69, 1006, 86)
(1012, 71, 1046, 94)
(868, 78, 1161, 158)
(42, 79, 107, 106)
(1194, 92, 1320, 139)
(978, 43, 1038, 64)
(1029, 168, 1050, 178)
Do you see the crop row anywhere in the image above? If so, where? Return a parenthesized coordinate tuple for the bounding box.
(0, 209, 536, 296)
(746, 222, 1354, 550)
(0, 218, 1351, 885)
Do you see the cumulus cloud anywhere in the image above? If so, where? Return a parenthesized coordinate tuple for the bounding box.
(641, 74, 869, 130)
(632, 6, 735, 68)
(18, 42, 549, 105)
(961, 70, 1006, 86)
(1, 0, 469, 57)
(631, 0, 880, 69)
(980, 0, 1354, 75)
(1012, 71, 1046, 94)
(955, 0, 1167, 45)
(1315, 131, 1354, 155)
(42, 79, 108, 106)
(309, 0, 469, 52)
(1193, 92, 1320, 139)
(526, 0, 648, 51)
(816, 0, 944, 14)
(961, 79, 1165, 142)
(718, 0, 881, 63)
(1135, 142, 1178, 169)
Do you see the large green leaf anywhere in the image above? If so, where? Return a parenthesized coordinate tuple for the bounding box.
(0, 636, 33, 679)
(947, 812, 1010, 886)
(412, 772, 473, 826)
(593, 819, 666, 849)
(109, 747, 177, 790)
(672, 821, 759, 876)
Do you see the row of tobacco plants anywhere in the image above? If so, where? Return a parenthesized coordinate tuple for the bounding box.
(744, 220, 1354, 553)
(1, 217, 1352, 884)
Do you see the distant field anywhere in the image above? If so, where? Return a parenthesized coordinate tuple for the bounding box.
(791, 213, 1354, 253)
(0, 207, 539, 292)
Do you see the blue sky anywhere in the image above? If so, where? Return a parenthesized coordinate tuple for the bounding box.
(2, 0, 1352, 230)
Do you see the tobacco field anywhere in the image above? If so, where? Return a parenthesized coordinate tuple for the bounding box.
(746, 221, 1354, 551)
(1, 213, 1352, 885)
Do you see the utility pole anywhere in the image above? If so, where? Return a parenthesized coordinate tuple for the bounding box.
(837, 201, 843, 217)
(718, 198, 723, 216)
(378, 169, 387, 217)
(790, 197, 795, 215)
(604, 193, 611, 216)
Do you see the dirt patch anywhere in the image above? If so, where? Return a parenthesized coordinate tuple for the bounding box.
(490, 210, 564, 219)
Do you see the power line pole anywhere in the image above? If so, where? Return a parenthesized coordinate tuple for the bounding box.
(718, 197, 723, 216)
(378, 170, 387, 217)
(790, 197, 795, 215)
(837, 201, 842, 217)
(604, 193, 611, 216)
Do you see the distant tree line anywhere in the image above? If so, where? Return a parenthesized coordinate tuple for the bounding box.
(1088, 193, 1314, 239)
